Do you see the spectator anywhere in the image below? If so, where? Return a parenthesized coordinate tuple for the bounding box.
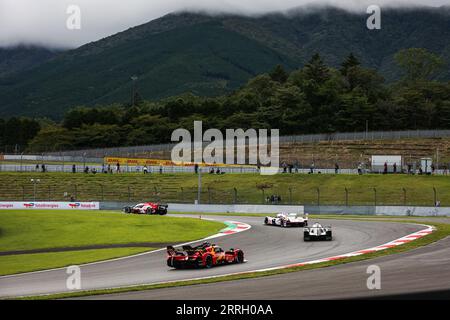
(431, 164, 435, 174)
(358, 163, 363, 175)
(116, 162, 121, 173)
(407, 164, 412, 174)
(310, 162, 315, 174)
(41, 164, 46, 173)
(335, 163, 339, 174)
(210, 168, 215, 174)
(282, 162, 287, 173)
(194, 164, 199, 174)
(143, 165, 148, 174)
(383, 162, 388, 174)
(107, 164, 112, 174)
(159, 166, 163, 174)
(216, 168, 221, 174)
(70, 195, 75, 202)
(288, 164, 293, 174)
(84, 166, 89, 174)
(91, 168, 97, 174)
(72, 164, 76, 173)
(35, 164, 39, 172)
(393, 162, 397, 174)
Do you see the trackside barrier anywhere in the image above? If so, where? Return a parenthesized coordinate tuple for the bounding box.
(0, 201, 100, 210)
(99, 202, 305, 214)
(99, 203, 450, 216)
(305, 205, 450, 217)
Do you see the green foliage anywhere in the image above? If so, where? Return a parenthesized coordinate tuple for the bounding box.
(0, 117, 41, 152)
(13, 49, 448, 152)
(395, 48, 445, 84)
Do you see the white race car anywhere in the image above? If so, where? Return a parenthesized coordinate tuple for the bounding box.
(264, 213, 309, 227)
(304, 223, 332, 241)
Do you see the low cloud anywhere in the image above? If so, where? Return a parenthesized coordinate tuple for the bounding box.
(0, 0, 448, 48)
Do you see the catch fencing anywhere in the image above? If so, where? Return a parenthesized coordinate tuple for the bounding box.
(0, 180, 446, 207)
(42, 129, 450, 158)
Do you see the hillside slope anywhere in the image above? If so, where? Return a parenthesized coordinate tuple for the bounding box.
(0, 6, 449, 118)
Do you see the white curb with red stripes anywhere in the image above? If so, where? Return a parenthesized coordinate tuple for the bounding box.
(204, 221, 252, 240)
(256, 224, 434, 271)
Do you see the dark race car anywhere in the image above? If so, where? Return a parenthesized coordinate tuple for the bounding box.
(167, 242, 244, 269)
(123, 202, 168, 215)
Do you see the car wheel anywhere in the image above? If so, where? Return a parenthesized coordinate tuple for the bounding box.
(264, 217, 268, 225)
(235, 251, 244, 264)
(205, 255, 213, 269)
(146, 208, 152, 215)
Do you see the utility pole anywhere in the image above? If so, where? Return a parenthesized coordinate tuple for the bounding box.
(131, 76, 138, 106)
(365, 120, 369, 139)
(197, 165, 202, 204)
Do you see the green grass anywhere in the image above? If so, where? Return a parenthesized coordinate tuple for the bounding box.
(0, 210, 224, 252)
(21, 217, 449, 300)
(0, 172, 449, 206)
(0, 247, 151, 276)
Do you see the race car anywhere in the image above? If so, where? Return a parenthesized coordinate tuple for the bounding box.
(166, 242, 245, 269)
(264, 212, 308, 227)
(123, 202, 168, 215)
(304, 223, 332, 241)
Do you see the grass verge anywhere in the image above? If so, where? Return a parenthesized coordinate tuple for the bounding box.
(0, 210, 224, 252)
(18, 218, 450, 300)
(0, 247, 152, 276)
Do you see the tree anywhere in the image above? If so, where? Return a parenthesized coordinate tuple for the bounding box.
(340, 53, 361, 76)
(269, 65, 289, 83)
(303, 53, 330, 84)
(395, 48, 444, 84)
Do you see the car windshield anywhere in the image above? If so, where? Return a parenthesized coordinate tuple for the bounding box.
(288, 213, 298, 217)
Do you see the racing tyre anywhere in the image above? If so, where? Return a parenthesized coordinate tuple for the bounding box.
(196, 257, 203, 268)
(205, 255, 213, 269)
(235, 251, 244, 264)
(124, 207, 131, 214)
(264, 217, 269, 225)
(304, 231, 310, 241)
(146, 208, 153, 215)
(326, 231, 332, 241)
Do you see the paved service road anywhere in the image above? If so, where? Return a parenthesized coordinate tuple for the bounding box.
(0, 215, 424, 298)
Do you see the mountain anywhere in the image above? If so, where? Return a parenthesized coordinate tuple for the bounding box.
(0, 45, 61, 79)
(0, 6, 449, 118)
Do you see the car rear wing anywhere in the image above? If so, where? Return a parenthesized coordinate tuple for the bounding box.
(304, 225, 332, 230)
(167, 246, 177, 256)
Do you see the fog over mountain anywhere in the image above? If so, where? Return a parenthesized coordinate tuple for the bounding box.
(1, 0, 449, 48)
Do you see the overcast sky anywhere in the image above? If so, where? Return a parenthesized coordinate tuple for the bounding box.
(0, 0, 448, 48)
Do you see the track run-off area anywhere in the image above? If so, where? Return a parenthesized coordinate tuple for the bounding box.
(0, 214, 433, 298)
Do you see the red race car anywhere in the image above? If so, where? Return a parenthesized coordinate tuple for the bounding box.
(167, 242, 245, 269)
(123, 202, 168, 215)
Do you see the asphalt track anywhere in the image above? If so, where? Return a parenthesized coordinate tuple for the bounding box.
(91, 235, 450, 300)
(0, 215, 425, 298)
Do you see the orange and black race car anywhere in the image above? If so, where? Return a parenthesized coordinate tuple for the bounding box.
(166, 242, 244, 269)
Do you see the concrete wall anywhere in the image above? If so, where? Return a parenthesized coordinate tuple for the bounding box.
(99, 202, 450, 216)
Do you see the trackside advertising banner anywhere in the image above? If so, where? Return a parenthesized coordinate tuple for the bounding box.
(0, 202, 100, 210)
